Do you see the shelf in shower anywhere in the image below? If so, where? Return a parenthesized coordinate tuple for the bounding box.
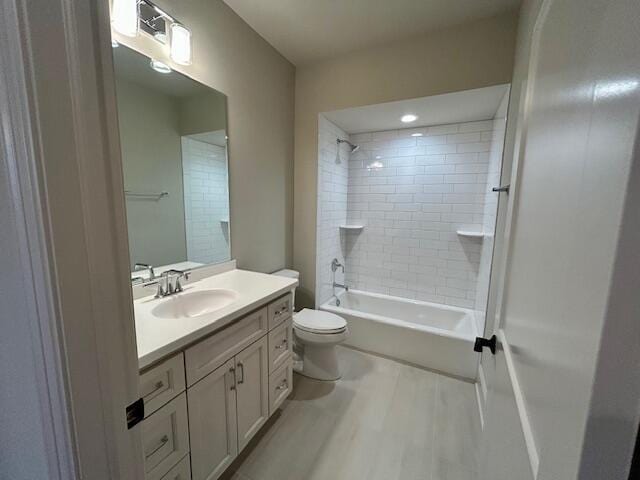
(456, 229, 485, 239)
(339, 224, 364, 231)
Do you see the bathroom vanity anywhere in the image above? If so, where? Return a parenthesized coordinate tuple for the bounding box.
(134, 268, 296, 480)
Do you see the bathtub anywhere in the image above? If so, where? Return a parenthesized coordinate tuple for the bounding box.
(320, 290, 478, 379)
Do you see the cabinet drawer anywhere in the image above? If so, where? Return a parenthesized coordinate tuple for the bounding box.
(142, 393, 190, 480)
(268, 317, 292, 373)
(140, 353, 186, 417)
(268, 293, 292, 329)
(159, 455, 191, 480)
(185, 307, 268, 386)
(268, 358, 292, 415)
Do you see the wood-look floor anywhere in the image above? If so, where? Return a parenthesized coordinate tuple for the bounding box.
(221, 346, 481, 480)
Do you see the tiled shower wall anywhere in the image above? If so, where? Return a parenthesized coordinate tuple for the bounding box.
(182, 136, 230, 265)
(343, 120, 498, 310)
(474, 92, 509, 332)
(315, 115, 349, 306)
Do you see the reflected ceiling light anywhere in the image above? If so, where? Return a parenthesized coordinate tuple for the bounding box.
(170, 23, 192, 65)
(111, 0, 139, 37)
(111, 39, 119, 48)
(594, 79, 639, 99)
(367, 161, 384, 171)
(401, 114, 418, 123)
(150, 59, 172, 73)
(411, 133, 423, 137)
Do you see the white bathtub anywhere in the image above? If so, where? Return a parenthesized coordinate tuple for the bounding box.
(320, 290, 478, 379)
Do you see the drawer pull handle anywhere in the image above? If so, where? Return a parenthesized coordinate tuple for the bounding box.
(276, 380, 288, 391)
(275, 339, 288, 350)
(145, 435, 169, 459)
(276, 305, 288, 315)
(144, 380, 165, 399)
(237, 362, 245, 385)
(229, 367, 236, 390)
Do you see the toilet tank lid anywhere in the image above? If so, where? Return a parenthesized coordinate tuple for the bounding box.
(272, 269, 299, 279)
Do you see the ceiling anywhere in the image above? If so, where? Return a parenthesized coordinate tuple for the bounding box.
(222, 0, 521, 65)
(323, 84, 510, 134)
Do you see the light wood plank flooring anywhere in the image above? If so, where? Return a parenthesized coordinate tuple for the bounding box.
(221, 346, 481, 480)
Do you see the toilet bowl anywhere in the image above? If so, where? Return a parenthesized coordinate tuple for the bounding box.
(293, 309, 348, 381)
(272, 269, 348, 381)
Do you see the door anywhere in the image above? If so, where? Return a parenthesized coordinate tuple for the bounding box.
(235, 336, 270, 451)
(188, 359, 238, 480)
(479, 0, 640, 479)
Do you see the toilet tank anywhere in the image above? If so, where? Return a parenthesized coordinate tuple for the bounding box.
(272, 269, 299, 310)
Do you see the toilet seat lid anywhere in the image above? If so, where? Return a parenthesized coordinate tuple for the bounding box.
(294, 309, 347, 334)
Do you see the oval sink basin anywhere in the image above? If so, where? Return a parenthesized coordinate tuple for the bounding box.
(151, 289, 239, 319)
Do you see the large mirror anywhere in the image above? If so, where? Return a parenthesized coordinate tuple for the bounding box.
(113, 45, 230, 280)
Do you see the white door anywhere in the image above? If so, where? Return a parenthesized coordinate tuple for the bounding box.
(188, 359, 238, 480)
(235, 336, 270, 451)
(479, 0, 640, 479)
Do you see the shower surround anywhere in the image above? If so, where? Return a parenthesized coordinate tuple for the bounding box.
(316, 109, 507, 335)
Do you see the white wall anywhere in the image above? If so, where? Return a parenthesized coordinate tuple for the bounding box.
(182, 136, 230, 265)
(343, 120, 497, 310)
(116, 78, 187, 269)
(315, 115, 349, 306)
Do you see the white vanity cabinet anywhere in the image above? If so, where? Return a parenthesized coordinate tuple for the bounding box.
(234, 336, 269, 451)
(188, 337, 270, 480)
(139, 293, 293, 480)
(187, 359, 238, 480)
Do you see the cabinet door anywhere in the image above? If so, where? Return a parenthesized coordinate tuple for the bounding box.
(235, 336, 269, 451)
(142, 393, 190, 480)
(188, 359, 238, 480)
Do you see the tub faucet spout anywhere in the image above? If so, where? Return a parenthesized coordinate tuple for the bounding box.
(333, 282, 349, 292)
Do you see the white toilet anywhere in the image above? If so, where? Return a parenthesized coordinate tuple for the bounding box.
(273, 269, 348, 381)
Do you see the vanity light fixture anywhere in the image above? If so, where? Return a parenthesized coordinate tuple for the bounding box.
(150, 59, 172, 74)
(170, 23, 192, 65)
(111, 0, 139, 37)
(111, 0, 193, 66)
(401, 114, 418, 123)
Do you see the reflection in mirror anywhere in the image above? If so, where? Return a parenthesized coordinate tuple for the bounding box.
(112, 45, 230, 280)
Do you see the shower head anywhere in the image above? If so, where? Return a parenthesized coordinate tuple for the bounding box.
(337, 138, 359, 153)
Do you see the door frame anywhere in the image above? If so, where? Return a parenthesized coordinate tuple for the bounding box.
(0, 0, 144, 478)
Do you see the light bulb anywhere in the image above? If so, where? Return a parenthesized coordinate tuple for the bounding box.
(150, 59, 172, 74)
(111, 0, 139, 37)
(170, 23, 192, 65)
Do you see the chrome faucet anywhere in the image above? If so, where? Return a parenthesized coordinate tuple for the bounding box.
(331, 258, 349, 307)
(134, 262, 155, 280)
(331, 258, 344, 274)
(333, 281, 349, 292)
(143, 269, 190, 298)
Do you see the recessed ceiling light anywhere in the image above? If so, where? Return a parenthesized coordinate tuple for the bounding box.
(150, 59, 172, 74)
(411, 133, 423, 137)
(401, 114, 418, 123)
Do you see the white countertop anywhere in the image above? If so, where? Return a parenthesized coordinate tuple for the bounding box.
(135, 269, 297, 370)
